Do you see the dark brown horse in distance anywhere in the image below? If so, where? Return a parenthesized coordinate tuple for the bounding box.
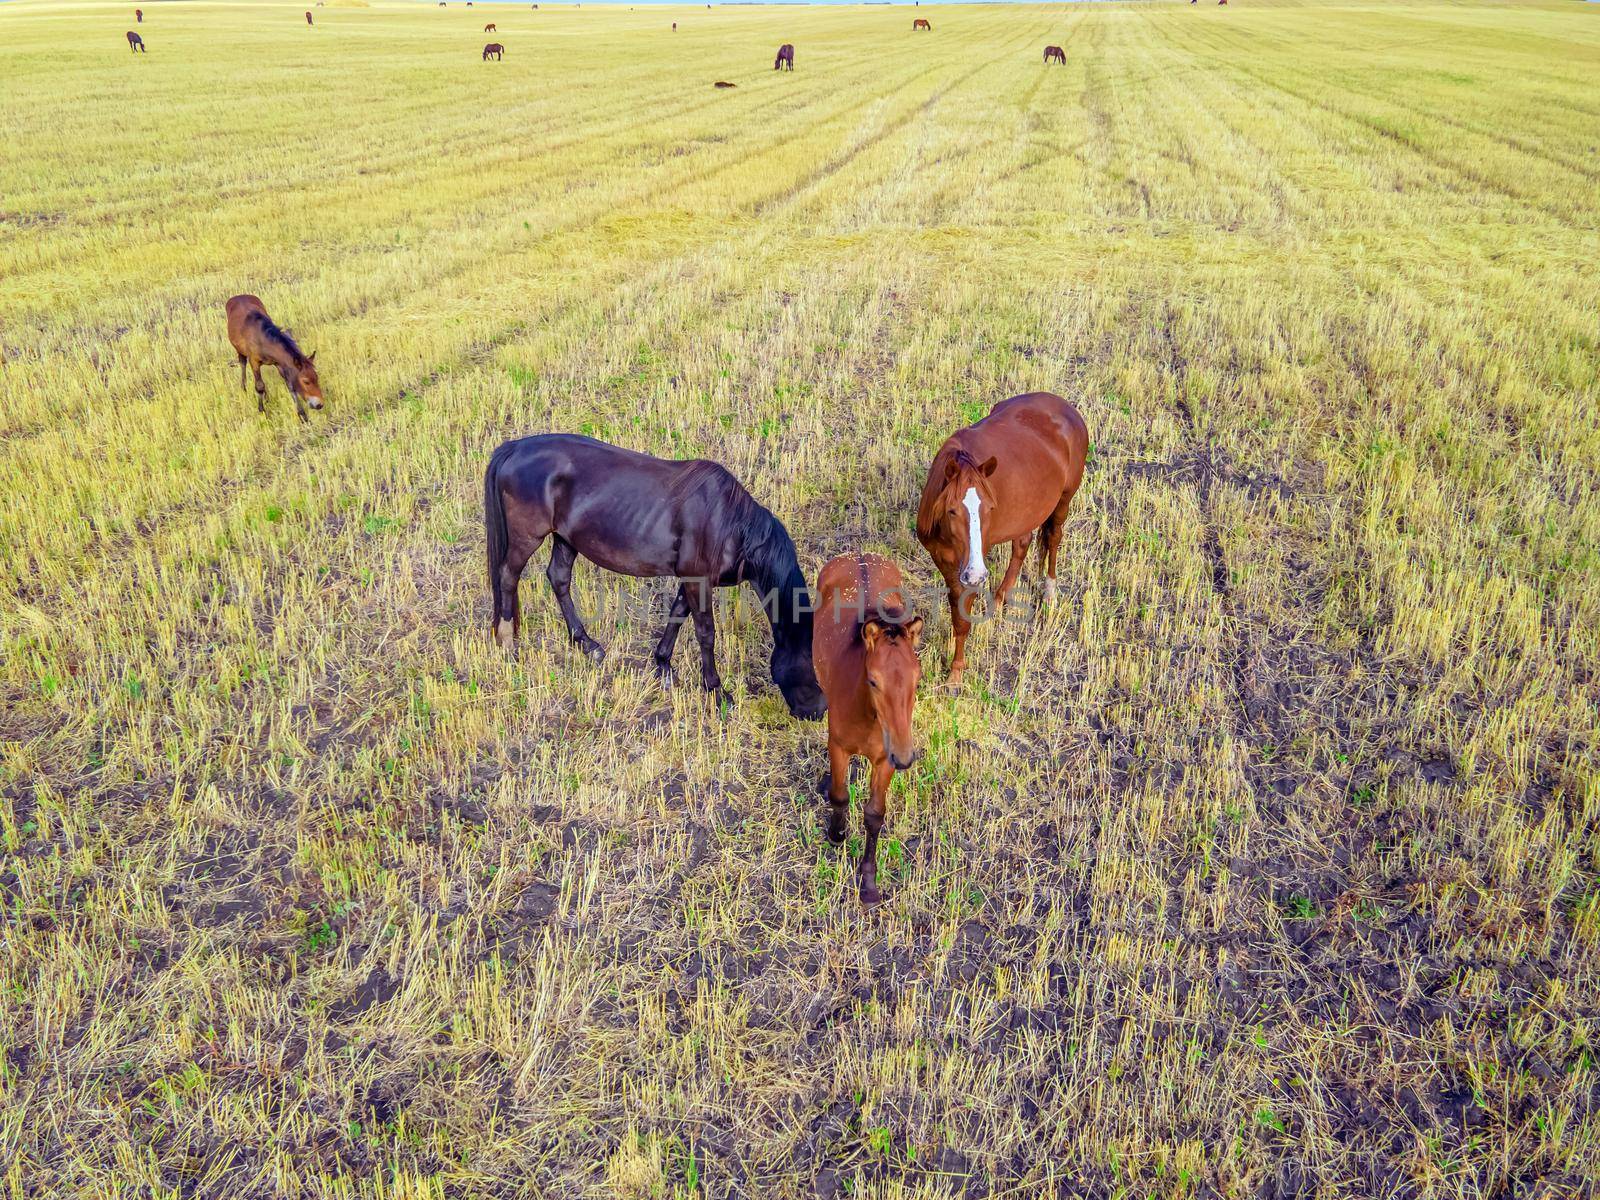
(225, 295, 324, 422)
(482, 42, 504, 60)
(1043, 45, 1065, 64)
(134, 8, 142, 21)
(484, 22, 496, 31)
(305, 11, 313, 24)
(774, 43, 794, 71)
(484, 434, 827, 719)
(127, 30, 145, 51)
(714, 80, 736, 89)
(813, 554, 923, 903)
(912, 18, 930, 30)
(916, 392, 1087, 688)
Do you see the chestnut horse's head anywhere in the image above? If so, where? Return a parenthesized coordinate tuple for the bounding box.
(295, 352, 324, 410)
(862, 614, 923, 769)
(930, 452, 998, 589)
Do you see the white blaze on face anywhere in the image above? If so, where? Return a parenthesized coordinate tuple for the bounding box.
(960, 487, 987, 586)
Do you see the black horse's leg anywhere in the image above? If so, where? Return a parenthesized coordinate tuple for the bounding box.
(546, 535, 604, 660)
(652, 584, 691, 686)
(685, 580, 729, 707)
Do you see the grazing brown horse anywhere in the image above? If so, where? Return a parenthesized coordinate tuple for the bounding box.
(814, 554, 923, 903)
(1043, 44, 1065, 64)
(484, 22, 495, 31)
(135, 8, 142, 21)
(484, 435, 827, 719)
(305, 11, 313, 24)
(127, 30, 145, 51)
(714, 80, 736, 89)
(482, 41, 504, 60)
(912, 17, 931, 30)
(916, 392, 1087, 688)
(774, 43, 794, 71)
(225, 295, 324, 422)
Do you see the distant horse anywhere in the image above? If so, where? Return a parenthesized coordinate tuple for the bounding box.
(672, 21, 677, 29)
(774, 43, 794, 70)
(484, 22, 495, 31)
(912, 18, 930, 30)
(482, 41, 503, 59)
(135, 8, 142, 21)
(127, 30, 145, 51)
(225, 295, 324, 422)
(813, 554, 922, 903)
(1043, 44, 1065, 64)
(305, 11, 313, 24)
(714, 80, 736, 88)
(916, 392, 1087, 688)
(484, 434, 827, 719)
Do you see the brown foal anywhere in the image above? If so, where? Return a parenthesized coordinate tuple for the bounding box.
(813, 554, 923, 904)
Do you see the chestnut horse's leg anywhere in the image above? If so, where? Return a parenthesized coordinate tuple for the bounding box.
(942, 569, 975, 689)
(859, 757, 893, 903)
(652, 584, 691, 685)
(823, 740, 851, 845)
(545, 535, 604, 659)
(993, 535, 1031, 611)
(684, 579, 730, 707)
(1039, 489, 1077, 605)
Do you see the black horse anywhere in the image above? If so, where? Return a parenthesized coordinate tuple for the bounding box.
(485, 435, 826, 719)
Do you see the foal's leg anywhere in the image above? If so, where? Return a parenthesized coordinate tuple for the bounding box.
(684, 580, 729, 707)
(652, 585, 692, 685)
(993, 535, 1031, 611)
(251, 361, 268, 412)
(237, 354, 248, 393)
(545, 535, 604, 659)
(822, 739, 851, 845)
(858, 756, 894, 904)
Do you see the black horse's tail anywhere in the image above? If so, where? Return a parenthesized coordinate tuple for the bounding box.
(484, 441, 515, 632)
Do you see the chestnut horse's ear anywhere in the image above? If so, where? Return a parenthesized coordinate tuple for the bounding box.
(861, 619, 884, 651)
(307, 351, 317, 363)
(904, 616, 924, 648)
(979, 456, 998, 477)
(943, 458, 961, 482)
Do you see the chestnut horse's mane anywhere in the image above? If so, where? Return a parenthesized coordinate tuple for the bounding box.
(252, 313, 309, 367)
(914, 446, 983, 541)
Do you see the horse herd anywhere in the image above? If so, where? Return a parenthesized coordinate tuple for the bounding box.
(112, 8, 1106, 68)
(226, 297, 1087, 902)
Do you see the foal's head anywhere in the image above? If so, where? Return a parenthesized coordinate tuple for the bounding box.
(293, 352, 324, 411)
(933, 453, 998, 589)
(862, 615, 923, 770)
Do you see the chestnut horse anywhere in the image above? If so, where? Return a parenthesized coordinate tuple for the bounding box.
(483, 42, 503, 60)
(813, 554, 922, 903)
(916, 392, 1087, 688)
(912, 18, 931, 30)
(484, 435, 827, 720)
(484, 22, 496, 31)
(225, 295, 324, 421)
(1043, 45, 1065, 64)
(774, 43, 794, 71)
(127, 30, 145, 51)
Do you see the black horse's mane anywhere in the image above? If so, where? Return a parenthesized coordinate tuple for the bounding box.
(671, 460, 807, 613)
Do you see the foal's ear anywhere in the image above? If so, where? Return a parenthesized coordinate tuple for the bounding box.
(861, 619, 885, 651)
(979, 456, 998, 477)
(904, 616, 924, 648)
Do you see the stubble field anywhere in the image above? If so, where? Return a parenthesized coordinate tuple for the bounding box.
(2, 0, 1599, 1196)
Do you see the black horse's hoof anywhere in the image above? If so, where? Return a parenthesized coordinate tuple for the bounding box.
(654, 661, 674, 689)
(578, 639, 606, 662)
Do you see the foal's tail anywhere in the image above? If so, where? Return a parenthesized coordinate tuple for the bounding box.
(485, 442, 514, 632)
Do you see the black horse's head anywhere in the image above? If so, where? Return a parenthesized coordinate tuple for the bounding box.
(744, 510, 827, 721)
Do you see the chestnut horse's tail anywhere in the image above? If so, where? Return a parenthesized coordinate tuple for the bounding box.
(485, 442, 514, 632)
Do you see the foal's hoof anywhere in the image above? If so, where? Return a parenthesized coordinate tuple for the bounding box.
(944, 668, 964, 693)
(1042, 578, 1059, 606)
